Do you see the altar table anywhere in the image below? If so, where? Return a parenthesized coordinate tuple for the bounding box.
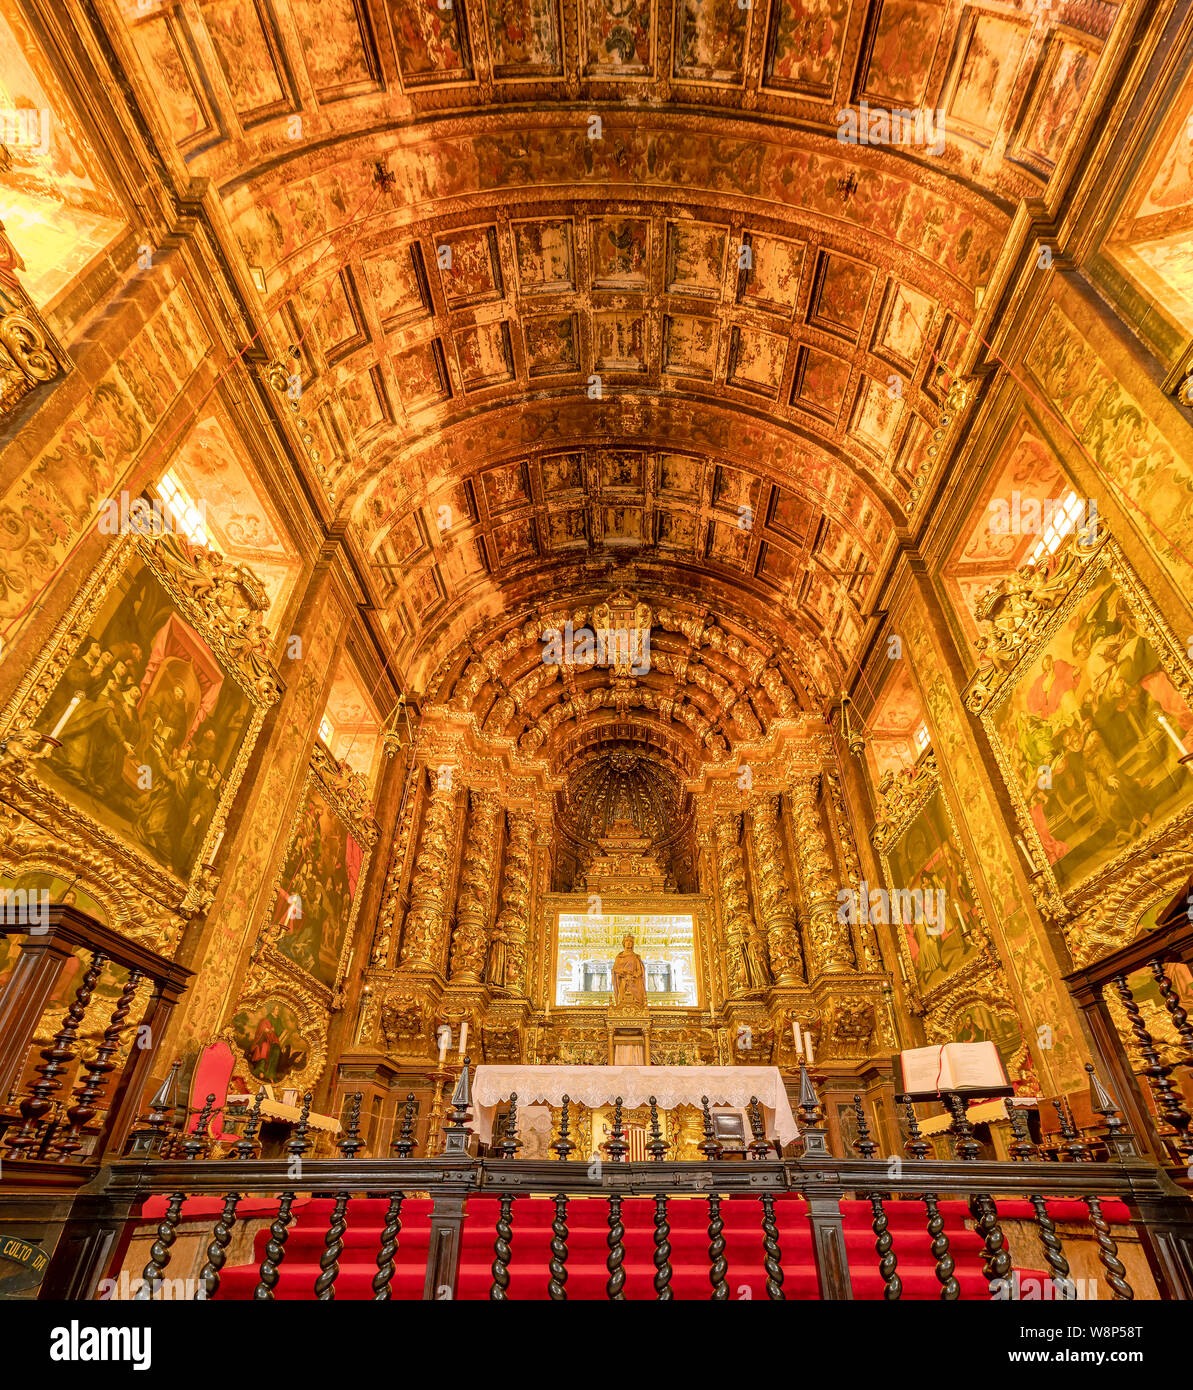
(470, 1065, 799, 1146)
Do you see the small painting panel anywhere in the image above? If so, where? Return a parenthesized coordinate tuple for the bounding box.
(727, 326, 787, 397)
(673, 0, 750, 84)
(664, 220, 727, 299)
(763, 0, 850, 97)
(881, 785, 986, 997)
(387, 0, 473, 84)
(231, 998, 312, 1085)
(524, 313, 579, 376)
(737, 232, 804, 316)
(512, 219, 575, 293)
(582, 0, 653, 77)
(590, 217, 650, 290)
(486, 0, 563, 77)
(270, 778, 367, 988)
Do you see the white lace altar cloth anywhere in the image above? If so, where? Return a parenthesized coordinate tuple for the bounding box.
(470, 1065, 799, 1146)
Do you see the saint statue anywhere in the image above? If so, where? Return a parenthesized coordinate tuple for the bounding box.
(611, 934, 648, 1007)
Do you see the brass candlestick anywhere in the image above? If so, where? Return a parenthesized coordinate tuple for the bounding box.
(423, 1062, 455, 1157)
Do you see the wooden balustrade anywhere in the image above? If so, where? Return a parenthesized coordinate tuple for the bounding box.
(0, 907, 191, 1170)
(17, 1057, 1193, 1303)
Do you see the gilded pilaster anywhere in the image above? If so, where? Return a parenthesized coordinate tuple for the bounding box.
(399, 771, 459, 973)
(714, 812, 769, 994)
(494, 811, 533, 993)
(749, 795, 804, 984)
(823, 769, 882, 972)
(789, 776, 855, 975)
(450, 790, 499, 982)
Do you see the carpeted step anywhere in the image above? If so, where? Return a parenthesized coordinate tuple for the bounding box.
(208, 1191, 1125, 1300)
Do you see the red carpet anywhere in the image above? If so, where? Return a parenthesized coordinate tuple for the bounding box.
(183, 1192, 1131, 1300)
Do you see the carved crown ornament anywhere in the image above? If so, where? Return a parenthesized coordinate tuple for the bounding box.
(870, 750, 939, 853)
(0, 531, 283, 922)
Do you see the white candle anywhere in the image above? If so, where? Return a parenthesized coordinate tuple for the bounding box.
(49, 695, 80, 740)
(209, 827, 225, 859)
(458, 1022, 468, 1057)
(438, 1028, 448, 1063)
(1158, 714, 1190, 758)
(792, 1021, 802, 1053)
(805, 1034, 815, 1066)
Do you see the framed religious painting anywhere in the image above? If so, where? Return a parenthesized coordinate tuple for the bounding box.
(965, 531, 1193, 912)
(260, 743, 378, 996)
(0, 532, 281, 909)
(226, 987, 322, 1093)
(871, 752, 996, 1007)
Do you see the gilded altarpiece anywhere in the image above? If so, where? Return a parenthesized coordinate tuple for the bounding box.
(0, 532, 281, 955)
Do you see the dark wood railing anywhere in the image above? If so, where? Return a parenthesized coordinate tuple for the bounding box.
(28, 1059, 1193, 1301)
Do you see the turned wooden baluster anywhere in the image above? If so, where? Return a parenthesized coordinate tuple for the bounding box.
(548, 1191, 569, 1301)
(1112, 970, 1192, 1164)
(854, 1096, 900, 1300)
(1053, 1097, 1132, 1299)
(606, 1193, 626, 1300)
(747, 1096, 772, 1160)
(607, 1096, 628, 1162)
(56, 966, 143, 1160)
(552, 1094, 574, 1161)
(1007, 1105, 1074, 1299)
(1151, 957, 1193, 1066)
(923, 1194, 959, 1300)
(699, 1095, 723, 1159)
(548, 1096, 572, 1301)
(707, 1194, 728, 1301)
(182, 1093, 217, 1160)
(647, 1096, 668, 1160)
(196, 1190, 240, 1300)
(499, 1092, 521, 1158)
(253, 1092, 312, 1300)
(943, 1092, 1010, 1296)
(759, 1194, 785, 1300)
(133, 1092, 215, 1300)
(315, 1092, 363, 1300)
(372, 1189, 405, 1301)
(392, 1092, 417, 1156)
(903, 1098, 931, 1159)
(233, 1088, 266, 1159)
(489, 1194, 516, 1301)
(652, 1193, 673, 1301)
(6, 949, 105, 1157)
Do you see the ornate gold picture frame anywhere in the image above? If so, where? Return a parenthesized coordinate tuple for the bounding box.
(870, 752, 997, 1011)
(258, 742, 379, 1000)
(0, 531, 281, 913)
(965, 532, 1193, 914)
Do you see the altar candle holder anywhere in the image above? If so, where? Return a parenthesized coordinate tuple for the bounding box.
(423, 1064, 454, 1157)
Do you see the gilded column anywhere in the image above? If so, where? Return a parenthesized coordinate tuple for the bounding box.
(824, 769, 882, 972)
(714, 812, 770, 995)
(450, 791, 500, 982)
(399, 771, 459, 972)
(493, 811, 533, 993)
(790, 776, 854, 975)
(750, 796, 804, 984)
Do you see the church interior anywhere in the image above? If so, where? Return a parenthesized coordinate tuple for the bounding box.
(1, 0, 1193, 1313)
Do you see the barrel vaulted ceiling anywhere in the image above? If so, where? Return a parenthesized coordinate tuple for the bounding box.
(112, 0, 1116, 743)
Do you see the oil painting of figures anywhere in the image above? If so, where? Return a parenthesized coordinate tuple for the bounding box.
(884, 788, 984, 996)
(270, 780, 364, 988)
(34, 555, 253, 881)
(230, 999, 310, 1085)
(993, 567, 1193, 892)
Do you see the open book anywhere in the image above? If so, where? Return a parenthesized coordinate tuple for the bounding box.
(895, 1041, 1011, 1099)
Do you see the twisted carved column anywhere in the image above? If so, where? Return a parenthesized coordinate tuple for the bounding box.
(399, 772, 459, 972)
(450, 791, 500, 982)
(789, 776, 854, 975)
(493, 811, 533, 993)
(714, 813, 769, 994)
(750, 796, 804, 985)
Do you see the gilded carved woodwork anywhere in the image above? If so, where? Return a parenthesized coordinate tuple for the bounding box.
(399, 772, 459, 972)
(713, 812, 770, 995)
(750, 795, 804, 985)
(0, 222, 61, 422)
(824, 770, 882, 972)
(450, 790, 500, 982)
(789, 777, 855, 975)
(494, 811, 534, 993)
